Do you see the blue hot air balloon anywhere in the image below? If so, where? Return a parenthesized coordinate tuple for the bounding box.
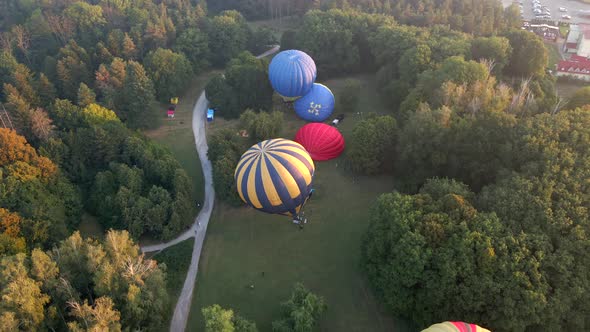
(268, 50, 317, 99)
(294, 83, 335, 122)
(234, 139, 315, 217)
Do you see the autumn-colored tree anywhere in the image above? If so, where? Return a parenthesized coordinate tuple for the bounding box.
(30, 108, 54, 142)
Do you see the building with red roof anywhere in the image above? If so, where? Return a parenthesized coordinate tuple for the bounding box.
(556, 55, 590, 81)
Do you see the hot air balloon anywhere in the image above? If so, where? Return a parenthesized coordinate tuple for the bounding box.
(234, 138, 315, 217)
(294, 123, 344, 161)
(268, 50, 317, 99)
(294, 83, 335, 122)
(421, 321, 491, 332)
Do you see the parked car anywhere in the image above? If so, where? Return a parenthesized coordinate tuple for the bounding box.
(559, 7, 567, 12)
(562, 14, 572, 19)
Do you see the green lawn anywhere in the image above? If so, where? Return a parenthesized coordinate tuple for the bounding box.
(188, 76, 414, 331)
(545, 42, 562, 69)
(145, 72, 221, 203)
(148, 239, 195, 322)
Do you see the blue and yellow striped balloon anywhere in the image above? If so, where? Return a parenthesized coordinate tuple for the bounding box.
(234, 139, 315, 217)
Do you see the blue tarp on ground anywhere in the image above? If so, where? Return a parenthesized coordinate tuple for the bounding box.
(207, 108, 214, 122)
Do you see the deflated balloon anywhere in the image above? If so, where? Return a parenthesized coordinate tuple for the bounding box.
(268, 50, 317, 98)
(294, 83, 335, 122)
(234, 139, 315, 217)
(421, 321, 491, 332)
(294, 123, 344, 161)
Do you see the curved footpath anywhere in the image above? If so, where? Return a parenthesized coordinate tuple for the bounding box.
(141, 45, 280, 332)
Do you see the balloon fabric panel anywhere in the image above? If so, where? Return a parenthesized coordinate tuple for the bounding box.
(234, 139, 315, 216)
(268, 50, 317, 98)
(294, 83, 335, 122)
(421, 321, 492, 332)
(295, 123, 345, 161)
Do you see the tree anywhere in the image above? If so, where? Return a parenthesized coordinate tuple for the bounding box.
(239, 109, 283, 140)
(77, 82, 96, 107)
(67, 297, 122, 332)
(208, 129, 246, 205)
(272, 283, 327, 332)
(120, 61, 157, 128)
(95, 58, 126, 110)
(121, 33, 137, 60)
(280, 30, 297, 51)
(208, 11, 250, 66)
(346, 115, 397, 175)
(225, 52, 273, 115)
(205, 74, 237, 116)
(202, 304, 257, 332)
(0, 208, 26, 255)
(471, 37, 512, 75)
(36, 73, 56, 106)
(174, 28, 210, 72)
(565, 86, 590, 110)
(0, 254, 51, 331)
(56, 40, 91, 100)
(144, 48, 193, 102)
(505, 29, 547, 77)
(248, 26, 277, 54)
(30, 108, 54, 142)
(202, 305, 236, 332)
(362, 179, 549, 331)
(0, 128, 83, 247)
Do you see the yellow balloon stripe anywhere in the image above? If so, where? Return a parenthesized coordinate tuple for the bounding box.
(267, 154, 301, 199)
(273, 142, 314, 169)
(260, 155, 282, 206)
(270, 150, 312, 186)
(246, 158, 262, 208)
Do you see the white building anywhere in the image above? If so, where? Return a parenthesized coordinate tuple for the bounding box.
(563, 23, 590, 57)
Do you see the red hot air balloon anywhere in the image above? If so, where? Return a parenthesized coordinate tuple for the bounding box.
(294, 123, 345, 161)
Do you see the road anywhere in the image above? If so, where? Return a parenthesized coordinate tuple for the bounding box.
(141, 45, 280, 332)
(503, 0, 590, 24)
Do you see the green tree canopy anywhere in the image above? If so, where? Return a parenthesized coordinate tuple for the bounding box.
(505, 29, 548, 77)
(362, 178, 549, 331)
(144, 48, 193, 102)
(346, 115, 397, 175)
(272, 283, 327, 332)
(208, 10, 250, 66)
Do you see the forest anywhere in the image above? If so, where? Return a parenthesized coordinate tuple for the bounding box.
(1, 0, 589, 331)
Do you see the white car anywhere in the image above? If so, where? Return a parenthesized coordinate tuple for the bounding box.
(562, 14, 572, 19)
(559, 7, 567, 12)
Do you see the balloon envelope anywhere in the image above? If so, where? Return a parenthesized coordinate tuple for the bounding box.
(294, 123, 344, 161)
(421, 322, 491, 332)
(234, 139, 315, 217)
(294, 83, 335, 122)
(268, 50, 317, 98)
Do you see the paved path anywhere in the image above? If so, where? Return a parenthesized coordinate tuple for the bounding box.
(141, 45, 279, 332)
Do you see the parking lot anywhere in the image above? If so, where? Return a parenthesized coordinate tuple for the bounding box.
(504, 0, 590, 24)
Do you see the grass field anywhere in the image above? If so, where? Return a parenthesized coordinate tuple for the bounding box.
(187, 75, 414, 331)
(147, 239, 195, 321)
(144, 71, 221, 203)
(556, 80, 588, 98)
(248, 16, 302, 39)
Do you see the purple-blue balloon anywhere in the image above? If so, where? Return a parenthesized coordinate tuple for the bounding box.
(294, 83, 335, 122)
(269, 50, 317, 98)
